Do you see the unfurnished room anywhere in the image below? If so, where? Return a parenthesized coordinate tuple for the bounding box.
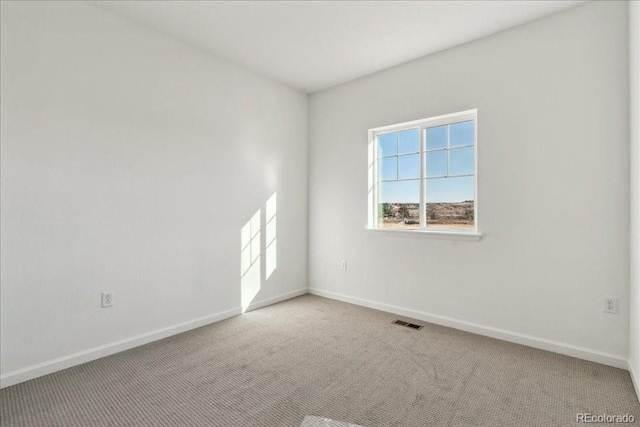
(1, 1, 639, 426)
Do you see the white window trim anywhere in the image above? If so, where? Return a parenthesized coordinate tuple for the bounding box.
(367, 109, 481, 239)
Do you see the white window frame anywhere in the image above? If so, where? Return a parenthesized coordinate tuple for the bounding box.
(367, 109, 480, 239)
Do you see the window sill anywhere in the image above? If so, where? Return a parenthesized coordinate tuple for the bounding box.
(366, 227, 482, 241)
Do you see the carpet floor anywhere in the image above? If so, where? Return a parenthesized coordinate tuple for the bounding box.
(1, 294, 638, 426)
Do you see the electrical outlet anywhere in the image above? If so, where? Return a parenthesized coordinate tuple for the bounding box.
(340, 260, 347, 271)
(102, 291, 114, 308)
(602, 297, 617, 314)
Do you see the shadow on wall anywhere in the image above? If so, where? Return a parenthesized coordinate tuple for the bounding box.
(367, 137, 374, 227)
(240, 192, 277, 312)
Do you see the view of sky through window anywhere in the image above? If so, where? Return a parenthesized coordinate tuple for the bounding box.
(377, 121, 475, 204)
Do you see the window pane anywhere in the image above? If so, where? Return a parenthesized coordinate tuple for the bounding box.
(449, 147, 474, 176)
(398, 154, 419, 180)
(426, 151, 447, 177)
(426, 125, 447, 150)
(378, 180, 420, 230)
(378, 132, 397, 157)
(426, 176, 475, 229)
(379, 180, 419, 203)
(450, 121, 474, 147)
(379, 157, 397, 181)
(398, 129, 419, 154)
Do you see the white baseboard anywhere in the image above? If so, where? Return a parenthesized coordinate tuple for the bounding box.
(308, 288, 628, 370)
(630, 361, 640, 403)
(0, 288, 308, 389)
(2, 287, 627, 389)
(0, 306, 241, 389)
(245, 288, 308, 312)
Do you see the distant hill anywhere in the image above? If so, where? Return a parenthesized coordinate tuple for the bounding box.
(382, 201, 473, 226)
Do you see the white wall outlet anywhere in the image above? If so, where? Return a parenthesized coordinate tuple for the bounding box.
(102, 291, 114, 308)
(602, 297, 617, 314)
(340, 260, 347, 271)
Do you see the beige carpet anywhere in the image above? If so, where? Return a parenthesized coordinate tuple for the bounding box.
(300, 415, 363, 427)
(1, 294, 638, 426)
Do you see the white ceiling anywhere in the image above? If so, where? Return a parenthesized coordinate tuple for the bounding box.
(93, 1, 584, 93)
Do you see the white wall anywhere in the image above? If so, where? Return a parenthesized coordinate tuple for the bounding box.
(0, 1, 308, 383)
(630, 0, 640, 395)
(309, 1, 630, 366)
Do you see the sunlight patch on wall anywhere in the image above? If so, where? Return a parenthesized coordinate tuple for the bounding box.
(241, 209, 261, 312)
(265, 192, 277, 280)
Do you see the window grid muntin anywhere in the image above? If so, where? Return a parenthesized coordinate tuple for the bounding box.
(424, 124, 475, 180)
(378, 127, 420, 183)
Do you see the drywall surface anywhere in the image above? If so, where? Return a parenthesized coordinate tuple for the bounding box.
(630, 0, 640, 394)
(309, 1, 630, 362)
(0, 1, 308, 380)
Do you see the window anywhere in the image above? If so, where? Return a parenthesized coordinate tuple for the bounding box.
(368, 110, 477, 234)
